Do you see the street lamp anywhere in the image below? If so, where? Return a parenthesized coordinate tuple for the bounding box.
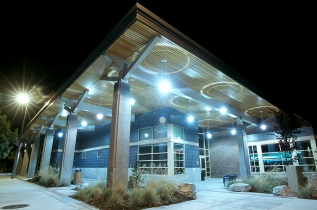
(11, 93, 29, 179)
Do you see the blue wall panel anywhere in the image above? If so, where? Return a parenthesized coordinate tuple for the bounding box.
(185, 144, 200, 168)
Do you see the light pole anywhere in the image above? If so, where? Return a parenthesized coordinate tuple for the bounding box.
(11, 93, 29, 179)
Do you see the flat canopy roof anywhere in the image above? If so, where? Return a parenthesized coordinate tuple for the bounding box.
(24, 3, 278, 138)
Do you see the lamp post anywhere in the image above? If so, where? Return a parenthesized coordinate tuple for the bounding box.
(11, 93, 29, 179)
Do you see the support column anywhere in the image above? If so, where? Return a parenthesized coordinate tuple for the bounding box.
(28, 135, 40, 178)
(167, 141, 174, 176)
(40, 129, 54, 169)
(107, 81, 131, 188)
(15, 145, 24, 176)
(20, 143, 31, 176)
(58, 114, 77, 186)
(11, 143, 22, 178)
(236, 117, 251, 178)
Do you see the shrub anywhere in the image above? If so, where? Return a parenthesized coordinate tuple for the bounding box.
(242, 173, 287, 193)
(28, 166, 59, 187)
(142, 185, 161, 207)
(129, 187, 145, 207)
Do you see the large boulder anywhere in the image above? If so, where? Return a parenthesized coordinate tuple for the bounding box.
(273, 185, 298, 197)
(178, 182, 197, 199)
(228, 183, 251, 192)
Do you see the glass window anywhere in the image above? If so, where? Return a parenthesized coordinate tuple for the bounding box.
(139, 128, 153, 140)
(174, 143, 185, 175)
(138, 143, 168, 175)
(153, 125, 167, 139)
(153, 143, 167, 153)
(172, 125, 184, 139)
(139, 145, 152, 154)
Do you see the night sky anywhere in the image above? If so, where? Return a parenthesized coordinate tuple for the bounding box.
(1, 1, 316, 132)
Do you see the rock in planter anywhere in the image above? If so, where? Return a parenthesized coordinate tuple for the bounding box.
(273, 185, 298, 197)
(178, 182, 197, 199)
(228, 183, 251, 192)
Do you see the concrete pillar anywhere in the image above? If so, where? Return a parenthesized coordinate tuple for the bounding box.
(58, 114, 78, 186)
(15, 145, 24, 175)
(20, 143, 31, 176)
(11, 143, 22, 178)
(107, 81, 131, 188)
(27, 135, 40, 178)
(167, 141, 174, 176)
(236, 117, 251, 178)
(40, 129, 54, 169)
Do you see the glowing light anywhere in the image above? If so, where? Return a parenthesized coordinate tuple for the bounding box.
(260, 124, 267, 130)
(220, 107, 227, 114)
(58, 132, 63, 137)
(96, 113, 103, 120)
(159, 80, 171, 93)
(130, 98, 135, 105)
(16, 93, 29, 104)
(231, 129, 236, 135)
(207, 133, 212, 138)
(81, 121, 87, 126)
(205, 107, 211, 111)
(187, 115, 194, 122)
(144, 133, 149, 137)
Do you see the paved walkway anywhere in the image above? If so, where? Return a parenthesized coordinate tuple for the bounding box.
(1, 174, 316, 210)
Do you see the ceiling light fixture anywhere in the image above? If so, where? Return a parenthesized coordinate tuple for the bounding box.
(58, 132, 63, 137)
(187, 100, 194, 122)
(260, 110, 267, 130)
(206, 122, 212, 138)
(96, 98, 104, 120)
(158, 59, 171, 93)
(219, 90, 227, 114)
(231, 117, 236, 135)
(130, 98, 135, 105)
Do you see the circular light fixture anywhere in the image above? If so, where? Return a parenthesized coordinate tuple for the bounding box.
(207, 133, 212, 138)
(205, 107, 211, 112)
(81, 121, 87, 126)
(96, 113, 103, 120)
(144, 133, 149, 137)
(159, 80, 171, 93)
(260, 124, 267, 130)
(220, 107, 227, 114)
(231, 129, 236, 135)
(187, 115, 194, 122)
(58, 132, 63, 137)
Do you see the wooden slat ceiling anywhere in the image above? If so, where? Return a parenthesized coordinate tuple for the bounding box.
(27, 12, 279, 137)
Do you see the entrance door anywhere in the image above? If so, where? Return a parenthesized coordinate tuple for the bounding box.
(200, 156, 206, 178)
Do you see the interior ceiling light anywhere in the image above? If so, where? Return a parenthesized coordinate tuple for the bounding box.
(231, 117, 236, 135)
(206, 122, 212, 138)
(260, 110, 267, 130)
(96, 114, 103, 120)
(58, 132, 63, 137)
(187, 100, 194, 122)
(81, 121, 87, 127)
(205, 107, 211, 112)
(219, 90, 227, 114)
(158, 59, 171, 93)
(220, 107, 227, 114)
(96, 98, 104, 120)
(144, 133, 149, 137)
(130, 98, 135, 105)
(159, 80, 171, 93)
(187, 115, 194, 122)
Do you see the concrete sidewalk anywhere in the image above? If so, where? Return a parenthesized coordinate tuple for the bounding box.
(1, 174, 316, 210)
(0, 173, 97, 210)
